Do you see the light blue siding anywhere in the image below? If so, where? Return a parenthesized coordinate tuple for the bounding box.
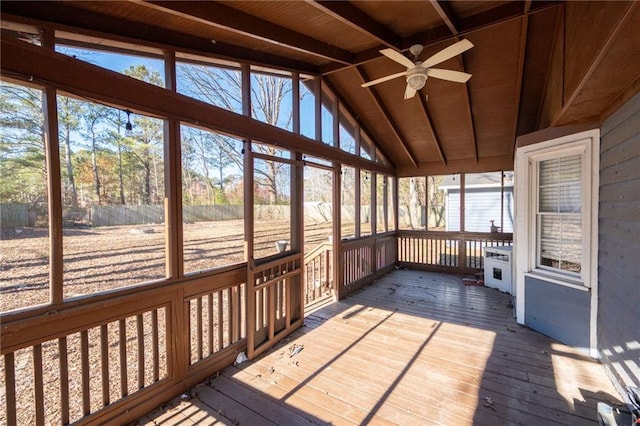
(446, 188, 514, 232)
(524, 276, 591, 351)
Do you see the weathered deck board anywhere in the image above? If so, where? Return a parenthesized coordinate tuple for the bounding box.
(138, 270, 621, 425)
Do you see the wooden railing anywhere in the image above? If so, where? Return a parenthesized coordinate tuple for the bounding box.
(340, 233, 397, 297)
(303, 242, 333, 307)
(1, 265, 247, 425)
(397, 230, 513, 273)
(248, 254, 302, 359)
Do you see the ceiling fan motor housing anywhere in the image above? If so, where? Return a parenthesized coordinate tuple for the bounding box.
(406, 66, 428, 90)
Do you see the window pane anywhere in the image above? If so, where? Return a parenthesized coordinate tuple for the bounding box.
(321, 93, 335, 146)
(177, 58, 242, 114)
(398, 177, 425, 230)
(360, 132, 373, 161)
(361, 170, 372, 236)
(464, 172, 513, 232)
(181, 125, 244, 273)
(387, 176, 396, 231)
(304, 165, 333, 251)
(56, 45, 165, 87)
(537, 154, 583, 275)
(251, 69, 293, 131)
(539, 214, 582, 273)
(539, 184, 581, 213)
(59, 96, 166, 299)
(339, 112, 356, 154)
(341, 166, 356, 239)
(254, 158, 291, 259)
(428, 175, 456, 231)
(300, 76, 316, 140)
(0, 82, 48, 312)
(376, 174, 386, 232)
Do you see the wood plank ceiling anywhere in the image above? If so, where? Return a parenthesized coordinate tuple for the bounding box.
(3, 1, 639, 175)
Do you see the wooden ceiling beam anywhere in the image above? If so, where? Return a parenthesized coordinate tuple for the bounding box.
(509, 2, 531, 160)
(552, 1, 639, 126)
(459, 55, 478, 164)
(306, 1, 402, 49)
(140, 1, 354, 65)
(428, 0, 477, 164)
(356, 67, 419, 167)
(416, 91, 447, 165)
(429, 0, 459, 35)
(320, 78, 395, 168)
(1, 37, 393, 175)
(397, 155, 514, 177)
(1, 5, 319, 75)
(321, 0, 561, 75)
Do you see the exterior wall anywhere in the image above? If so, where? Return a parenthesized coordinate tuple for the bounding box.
(447, 188, 514, 232)
(598, 92, 640, 392)
(524, 276, 590, 350)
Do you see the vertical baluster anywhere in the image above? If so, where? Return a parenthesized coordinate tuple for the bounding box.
(152, 309, 159, 382)
(119, 319, 127, 397)
(58, 337, 69, 425)
(217, 290, 224, 350)
(5, 353, 16, 426)
(80, 330, 90, 415)
(100, 324, 110, 406)
(196, 297, 203, 361)
(33, 344, 44, 424)
(227, 287, 233, 345)
(136, 314, 144, 389)
(233, 284, 241, 342)
(207, 294, 214, 356)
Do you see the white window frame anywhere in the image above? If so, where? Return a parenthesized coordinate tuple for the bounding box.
(514, 128, 600, 354)
(531, 145, 589, 283)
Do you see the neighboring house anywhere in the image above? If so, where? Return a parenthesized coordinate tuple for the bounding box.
(440, 172, 514, 233)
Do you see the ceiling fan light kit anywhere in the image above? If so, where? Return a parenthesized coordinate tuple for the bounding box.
(362, 39, 474, 100)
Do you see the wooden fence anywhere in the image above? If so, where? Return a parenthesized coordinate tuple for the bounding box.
(0, 204, 32, 228)
(397, 230, 513, 273)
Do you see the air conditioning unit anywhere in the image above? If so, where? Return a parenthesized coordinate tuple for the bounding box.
(483, 246, 513, 294)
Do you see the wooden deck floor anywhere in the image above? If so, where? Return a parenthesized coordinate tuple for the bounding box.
(138, 270, 621, 425)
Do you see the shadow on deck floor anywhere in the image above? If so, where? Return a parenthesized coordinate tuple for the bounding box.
(137, 270, 621, 425)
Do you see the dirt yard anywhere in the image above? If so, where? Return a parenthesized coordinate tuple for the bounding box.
(0, 219, 335, 312)
(0, 219, 338, 424)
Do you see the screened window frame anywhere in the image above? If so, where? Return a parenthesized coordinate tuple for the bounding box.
(529, 142, 592, 286)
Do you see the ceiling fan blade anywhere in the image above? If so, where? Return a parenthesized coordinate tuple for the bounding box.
(404, 84, 417, 100)
(427, 68, 472, 83)
(361, 71, 407, 88)
(422, 39, 474, 68)
(380, 48, 415, 68)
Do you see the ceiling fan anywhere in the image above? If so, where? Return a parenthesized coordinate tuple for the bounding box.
(361, 39, 474, 100)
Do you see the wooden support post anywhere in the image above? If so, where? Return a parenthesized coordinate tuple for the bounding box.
(315, 78, 322, 141)
(164, 50, 183, 279)
(42, 29, 63, 305)
(459, 173, 466, 268)
(242, 63, 257, 359)
(371, 172, 377, 236)
(355, 168, 361, 238)
(383, 175, 389, 233)
(333, 166, 343, 300)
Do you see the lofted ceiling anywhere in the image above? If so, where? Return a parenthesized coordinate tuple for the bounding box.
(2, 1, 639, 175)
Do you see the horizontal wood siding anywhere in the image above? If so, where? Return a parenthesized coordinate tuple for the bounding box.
(524, 276, 590, 350)
(598, 92, 640, 392)
(447, 189, 514, 232)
